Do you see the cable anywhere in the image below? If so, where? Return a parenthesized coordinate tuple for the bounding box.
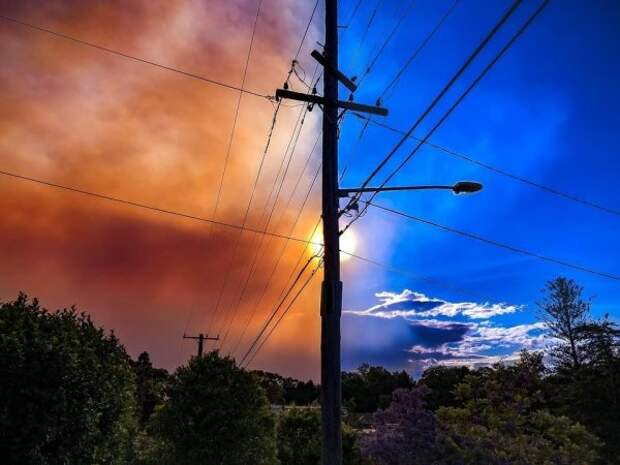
(215, 93, 314, 348)
(225, 140, 322, 356)
(366, 200, 620, 282)
(200, 99, 283, 337)
(344, 251, 519, 307)
(343, 0, 548, 232)
(345, 0, 523, 211)
(293, 0, 320, 61)
(355, 0, 416, 89)
(351, 112, 620, 217)
(241, 258, 323, 367)
(378, 0, 460, 103)
(341, 0, 365, 29)
(182, 0, 266, 341)
(0, 14, 272, 100)
(0, 169, 322, 247)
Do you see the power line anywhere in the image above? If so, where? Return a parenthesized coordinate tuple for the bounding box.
(242, 258, 323, 367)
(183, 0, 267, 340)
(343, 0, 549, 232)
(0, 14, 272, 100)
(216, 91, 314, 348)
(293, 0, 320, 61)
(378, 0, 460, 102)
(340, 0, 365, 29)
(344, 251, 519, 307)
(0, 169, 322, 247)
(366, 200, 620, 282)
(346, 0, 523, 207)
(351, 112, 620, 217)
(226, 140, 322, 356)
(355, 0, 416, 89)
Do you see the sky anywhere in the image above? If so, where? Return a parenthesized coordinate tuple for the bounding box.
(0, 0, 619, 380)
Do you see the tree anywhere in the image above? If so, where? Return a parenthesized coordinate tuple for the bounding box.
(360, 386, 444, 465)
(342, 364, 413, 413)
(538, 277, 590, 369)
(131, 352, 169, 426)
(438, 351, 601, 465)
(277, 408, 322, 465)
(0, 293, 137, 465)
(417, 365, 472, 411)
(545, 317, 620, 464)
(148, 351, 277, 465)
(277, 407, 370, 465)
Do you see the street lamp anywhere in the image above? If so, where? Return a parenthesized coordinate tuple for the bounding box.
(338, 181, 483, 197)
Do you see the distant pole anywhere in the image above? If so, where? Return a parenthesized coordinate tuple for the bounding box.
(183, 333, 219, 357)
(321, 0, 342, 463)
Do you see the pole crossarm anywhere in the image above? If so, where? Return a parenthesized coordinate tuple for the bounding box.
(183, 333, 220, 357)
(310, 49, 358, 92)
(275, 88, 388, 116)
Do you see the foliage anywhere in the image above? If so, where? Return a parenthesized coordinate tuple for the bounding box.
(131, 352, 169, 425)
(253, 370, 319, 405)
(342, 364, 413, 413)
(545, 318, 620, 464)
(277, 407, 370, 465)
(0, 293, 137, 465)
(538, 277, 591, 369)
(148, 351, 277, 465)
(277, 408, 322, 465)
(437, 351, 601, 465)
(417, 365, 472, 411)
(360, 386, 444, 465)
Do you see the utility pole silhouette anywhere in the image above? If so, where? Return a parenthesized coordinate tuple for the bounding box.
(183, 333, 219, 357)
(274, 1, 387, 463)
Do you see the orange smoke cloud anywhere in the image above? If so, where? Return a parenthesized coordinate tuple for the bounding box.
(0, 0, 323, 379)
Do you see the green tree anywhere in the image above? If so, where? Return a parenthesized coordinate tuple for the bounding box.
(148, 351, 277, 465)
(417, 365, 472, 411)
(0, 293, 137, 465)
(277, 408, 370, 465)
(131, 352, 169, 426)
(438, 351, 601, 465)
(342, 364, 413, 413)
(277, 409, 322, 465)
(538, 277, 590, 369)
(545, 317, 620, 464)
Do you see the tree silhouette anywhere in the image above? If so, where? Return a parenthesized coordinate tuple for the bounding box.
(0, 293, 136, 465)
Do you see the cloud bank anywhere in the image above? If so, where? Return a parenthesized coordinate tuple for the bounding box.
(343, 289, 545, 375)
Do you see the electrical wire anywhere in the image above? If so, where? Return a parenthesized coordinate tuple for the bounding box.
(226, 140, 322, 356)
(343, 0, 548, 234)
(351, 112, 620, 217)
(345, 0, 523, 211)
(378, 0, 460, 103)
(241, 258, 323, 367)
(182, 0, 266, 342)
(0, 14, 272, 100)
(355, 0, 417, 89)
(0, 169, 321, 247)
(365, 200, 620, 282)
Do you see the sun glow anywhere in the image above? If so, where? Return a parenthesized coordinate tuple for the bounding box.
(310, 229, 357, 261)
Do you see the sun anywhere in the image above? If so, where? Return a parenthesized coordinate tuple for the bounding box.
(309, 229, 357, 261)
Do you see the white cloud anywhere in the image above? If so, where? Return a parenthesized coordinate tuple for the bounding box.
(345, 289, 521, 320)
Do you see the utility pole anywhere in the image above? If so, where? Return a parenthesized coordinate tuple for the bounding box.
(274, 1, 387, 463)
(320, 0, 342, 464)
(183, 333, 219, 357)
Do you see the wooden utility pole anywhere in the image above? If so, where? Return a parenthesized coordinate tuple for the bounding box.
(183, 333, 219, 357)
(274, 1, 387, 463)
(320, 0, 342, 464)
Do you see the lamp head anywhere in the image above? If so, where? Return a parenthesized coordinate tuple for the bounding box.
(452, 181, 483, 195)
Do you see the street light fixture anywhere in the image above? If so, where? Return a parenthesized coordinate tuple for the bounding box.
(338, 181, 483, 197)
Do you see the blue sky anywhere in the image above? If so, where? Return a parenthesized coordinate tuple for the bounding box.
(331, 0, 620, 373)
